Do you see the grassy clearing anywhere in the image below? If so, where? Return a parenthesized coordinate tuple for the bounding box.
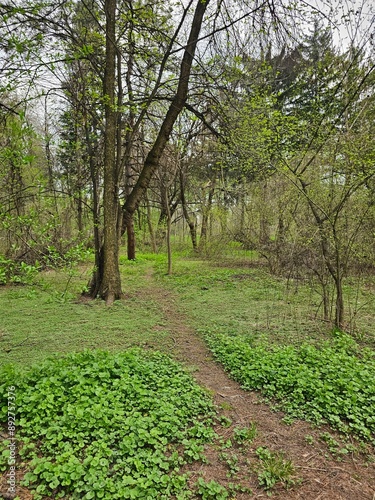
(155, 255, 375, 349)
(1, 251, 373, 368)
(0, 254, 169, 367)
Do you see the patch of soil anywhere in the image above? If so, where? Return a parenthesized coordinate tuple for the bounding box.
(144, 269, 375, 499)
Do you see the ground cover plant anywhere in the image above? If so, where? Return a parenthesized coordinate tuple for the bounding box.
(0, 349, 216, 499)
(205, 331, 375, 442)
(154, 255, 375, 443)
(1, 252, 374, 498)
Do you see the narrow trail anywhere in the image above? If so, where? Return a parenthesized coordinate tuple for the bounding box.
(143, 267, 375, 499)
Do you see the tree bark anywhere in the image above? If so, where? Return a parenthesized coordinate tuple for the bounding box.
(126, 217, 136, 260)
(199, 181, 215, 252)
(99, 0, 122, 304)
(180, 169, 198, 252)
(309, 200, 344, 328)
(165, 185, 172, 274)
(145, 190, 157, 252)
(123, 25, 136, 260)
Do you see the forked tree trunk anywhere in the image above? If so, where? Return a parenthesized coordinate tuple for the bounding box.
(121, 0, 211, 234)
(90, 0, 210, 300)
(308, 197, 345, 329)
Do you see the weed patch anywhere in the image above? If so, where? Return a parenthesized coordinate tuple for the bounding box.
(0, 349, 216, 499)
(255, 447, 297, 490)
(206, 332, 375, 442)
(195, 477, 229, 499)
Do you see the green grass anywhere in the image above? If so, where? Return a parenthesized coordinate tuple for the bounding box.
(255, 447, 298, 490)
(155, 255, 375, 349)
(0, 256, 169, 367)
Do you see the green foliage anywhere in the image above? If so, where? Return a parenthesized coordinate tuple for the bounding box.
(319, 431, 359, 459)
(206, 331, 375, 442)
(0, 438, 12, 472)
(218, 452, 239, 477)
(0, 208, 93, 272)
(0, 349, 216, 499)
(233, 423, 257, 444)
(196, 477, 229, 499)
(255, 447, 297, 490)
(227, 482, 253, 495)
(0, 256, 40, 285)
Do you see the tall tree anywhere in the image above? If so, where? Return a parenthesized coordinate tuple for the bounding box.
(99, 0, 122, 303)
(88, 0, 212, 300)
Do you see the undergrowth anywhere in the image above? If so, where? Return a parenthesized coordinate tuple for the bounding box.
(0, 349, 216, 499)
(205, 330, 375, 443)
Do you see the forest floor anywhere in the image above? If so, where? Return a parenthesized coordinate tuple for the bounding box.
(0, 257, 374, 499)
(140, 266, 375, 500)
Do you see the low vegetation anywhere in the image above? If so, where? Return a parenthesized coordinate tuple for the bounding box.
(0, 349, 216, 499)
(205, 330, 375, 442)
(0, 252, 374, 498)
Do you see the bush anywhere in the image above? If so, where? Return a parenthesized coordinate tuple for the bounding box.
(0, 256, 40, 285)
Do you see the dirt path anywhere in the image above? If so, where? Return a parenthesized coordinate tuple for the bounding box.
(144, 268, 375, 499)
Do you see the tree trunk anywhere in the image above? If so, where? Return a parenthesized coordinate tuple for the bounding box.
(165, 185, 172, 274)
(156, 206, 168, 249)
(180, 169, 198, 252)
(259, 182, 270, 244)
(126, 216, 136, 260)
(123, 27, 136, 260)
(199, 182, 215, 252)
(145, 190, 157, 252)
(98, 0, 122, 305)
(316, 217, 344, 328)
(83, 106, 103, 298)
(77, 188, 83, 233)
(121, 0, 211, 231)
(335, 277, 344, 328)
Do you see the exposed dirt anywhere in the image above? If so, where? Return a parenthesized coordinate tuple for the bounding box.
(143, 269, 375, 499)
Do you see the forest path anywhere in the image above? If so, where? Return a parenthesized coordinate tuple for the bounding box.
(143, 265, 375, 500)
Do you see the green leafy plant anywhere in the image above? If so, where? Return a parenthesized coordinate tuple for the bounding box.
(218, 415, 232, 428)
(228, 482, 253, 495)
(0, 349, 216, 499)
(196, 477, 229, 499)
(218, 452, 239, 477)
(304, 435, 314, 445)
(233, 423, 257, 444)
(0, 255, 40, 285)
(206, 332, 375, 442)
